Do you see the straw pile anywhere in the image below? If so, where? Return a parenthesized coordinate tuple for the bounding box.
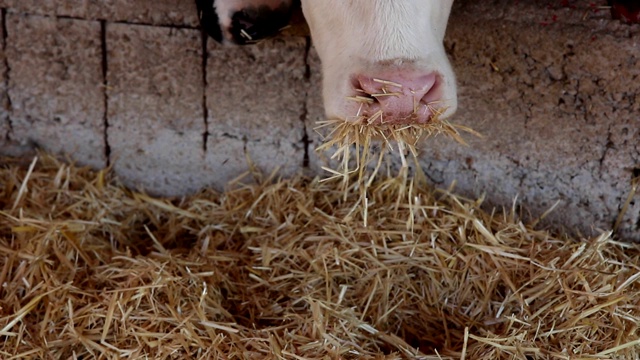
(1, 148, 639, 359)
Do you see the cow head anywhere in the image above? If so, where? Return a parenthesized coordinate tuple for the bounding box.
(301, 0, 457, 124)
(197, 0, 457, 124)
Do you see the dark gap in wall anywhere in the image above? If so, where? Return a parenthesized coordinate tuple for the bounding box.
(200, 28, 210, 152)
(299, 103, 309, 167)
(300, 36, 312, 168)
(634, 168, 640, 231)
(303, 36, 311, 80)
(100, 20, 111, 166)
(242, 135, 248, 159)
(1, 8, 14, 140)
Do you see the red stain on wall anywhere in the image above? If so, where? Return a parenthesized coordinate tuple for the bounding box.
(609, 0, 640, 23)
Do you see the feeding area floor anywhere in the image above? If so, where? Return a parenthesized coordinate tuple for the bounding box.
(0, 155, 639, 359)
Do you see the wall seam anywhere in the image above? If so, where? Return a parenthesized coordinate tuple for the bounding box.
(100, 20, 111, 166)
(300, 36, 312, 168)
(2, 8, 14, 141)
(200, 27, 210, 153)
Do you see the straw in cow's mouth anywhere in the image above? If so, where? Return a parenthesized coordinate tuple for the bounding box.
(346, 77, 447, 125)
(314, 92, 480, 226)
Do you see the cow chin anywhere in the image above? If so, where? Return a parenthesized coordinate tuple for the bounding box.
(301, 0, 457, 125)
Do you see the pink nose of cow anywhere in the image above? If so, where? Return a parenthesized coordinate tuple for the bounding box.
(353, 73, 442, 124)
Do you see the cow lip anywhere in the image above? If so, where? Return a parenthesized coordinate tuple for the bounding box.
(343, 75, 445, 125)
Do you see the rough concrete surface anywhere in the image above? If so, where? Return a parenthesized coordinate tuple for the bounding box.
(427, 0, 640, 241)
(0, 10, 31, 158)
(0, 0, 638, 241)
(0, 0, 198, 27)
(106, 23, 206, 194)
(204, 37, 308, 188)
(5, 14, 106, 168)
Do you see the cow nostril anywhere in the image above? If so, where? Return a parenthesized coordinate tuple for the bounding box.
(420, 76, 443, 107)
(353, 74, 439, 105)
(231, 9, 265, 44)
(230, 4, 293, 45)
(348, 76, 405, 107)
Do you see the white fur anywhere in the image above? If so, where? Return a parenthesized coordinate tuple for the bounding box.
(300, 0, 457, 120)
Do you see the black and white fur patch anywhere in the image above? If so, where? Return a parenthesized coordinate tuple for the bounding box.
(195, 0, 295, 45)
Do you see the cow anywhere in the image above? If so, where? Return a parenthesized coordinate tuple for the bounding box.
(195, 0, 640, 125)
(195, 0, 458, 125)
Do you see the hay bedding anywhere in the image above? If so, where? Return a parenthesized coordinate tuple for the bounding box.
(1, 120, 640, 359)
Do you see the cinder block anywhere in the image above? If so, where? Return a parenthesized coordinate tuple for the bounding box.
(5, 14, 105, 167)
(415, 7, 640, 240)
(204, 37, 308, 188)
(0, 0, 90, 19)
(0, 0, 198, 27)
(453, 0, 615, 28)
(86, 0, 198, 27)
(106, 23, 206, 196)
(0, 12, 35, 158)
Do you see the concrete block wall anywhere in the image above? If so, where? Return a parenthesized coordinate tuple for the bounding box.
(0, 0, 638, 241)
(7, 15, 105, 168)
(0, 0, 310, 192)
(430, 1, 640, 241)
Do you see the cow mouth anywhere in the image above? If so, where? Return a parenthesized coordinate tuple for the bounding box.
(344, 76, 446, 125)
